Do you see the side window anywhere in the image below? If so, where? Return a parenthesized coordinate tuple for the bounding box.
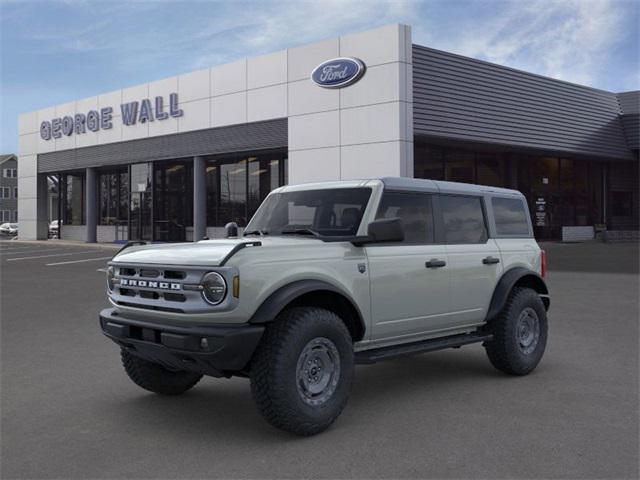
(492, 197, 530, 236)
(376, 191, 434, 243)
(440, 195, 487, 244)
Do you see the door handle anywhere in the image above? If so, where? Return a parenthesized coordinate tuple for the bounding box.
(482, 256, 500, 265)
(426, 259, 446, 268)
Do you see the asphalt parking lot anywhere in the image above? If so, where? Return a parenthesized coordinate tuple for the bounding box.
(1, 240, 638, 479)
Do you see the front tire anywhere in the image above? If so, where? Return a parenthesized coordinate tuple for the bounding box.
(250, 307, 354, 436)
(484, 287, 548, 375)
(121, 349, 202, 395)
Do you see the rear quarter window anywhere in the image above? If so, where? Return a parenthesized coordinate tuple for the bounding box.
(492, 197, 530, 236)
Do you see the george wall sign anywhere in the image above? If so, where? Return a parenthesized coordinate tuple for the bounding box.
(311, 57, 366, 89)
(40, 93, 184, 140)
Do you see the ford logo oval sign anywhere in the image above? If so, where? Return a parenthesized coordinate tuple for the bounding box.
(311, 57, 366, 89)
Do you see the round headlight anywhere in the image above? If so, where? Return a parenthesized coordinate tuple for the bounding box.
(201, 272, 227, 305)
(106, 266, 115, 292)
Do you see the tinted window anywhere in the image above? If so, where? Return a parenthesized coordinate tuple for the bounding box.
(492, 197, 530, 236)
(245, 188, 371, 237)
(376, 192, 434, 243)
(441, 195, 487, 244)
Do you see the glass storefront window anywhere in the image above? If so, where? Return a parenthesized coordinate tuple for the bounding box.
(206, 149, 287, 228)
(154, 161, 192, 241)
(98, 169, 128, 225)
(477, 153, 504, 187)
(414, 143, 444, 180)
(62, 173, 85, 225)
(445, 151, 475, 183)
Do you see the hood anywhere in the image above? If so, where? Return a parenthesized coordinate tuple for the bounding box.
(111, 236, 324, 266)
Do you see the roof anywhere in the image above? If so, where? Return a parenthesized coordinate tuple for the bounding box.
(278, 177, 523, 198)
(0, 154, 17, 166)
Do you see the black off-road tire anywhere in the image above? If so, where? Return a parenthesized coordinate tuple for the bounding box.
(484, 287, 548, 375)
(250, 307, 354, 436)
(121, 349, 202, 395)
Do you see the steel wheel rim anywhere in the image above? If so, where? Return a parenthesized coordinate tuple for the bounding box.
(296, 337, 341, 406)
(516, 307, 540, 355)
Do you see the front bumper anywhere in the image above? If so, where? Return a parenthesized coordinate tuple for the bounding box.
(99, 308, 264, 377)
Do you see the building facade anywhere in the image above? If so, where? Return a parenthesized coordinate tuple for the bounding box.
(0, 154, 18, 224)
(17, 24, 639, 243)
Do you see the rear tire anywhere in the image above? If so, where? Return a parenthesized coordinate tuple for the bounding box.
(121, 349, 202, 395)
(250, 307, 354, 436)
(484, 287, 548, 375)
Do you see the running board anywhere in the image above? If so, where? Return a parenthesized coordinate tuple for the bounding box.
(355, 332, 492, 364)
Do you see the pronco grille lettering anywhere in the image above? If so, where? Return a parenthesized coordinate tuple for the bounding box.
(119, 278, 182, 290)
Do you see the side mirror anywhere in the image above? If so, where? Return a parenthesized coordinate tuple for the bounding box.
(353, 218, 404, 245)
(225, 222, 239, 238)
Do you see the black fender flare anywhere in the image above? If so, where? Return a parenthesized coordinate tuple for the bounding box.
(486, 267, 550, 321)
(248, 279, 366, 339)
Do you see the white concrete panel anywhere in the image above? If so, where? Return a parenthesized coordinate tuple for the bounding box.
(76, 95, 99, 113)
(122, 83, 148, 103)
(55, 101, 76, 118)
(400, 101, 413, 142)
(211, 91, 247, 127)
(18, 175, 37, 199)
(98, 118, 123, 144)
(149, 115, 179, 137)
(55, 130, 76, 151)
(36, 107, 56, 153)
(289, 110, 340, 151)
(402, 24, 413, 64)
(288, 147, 341, 184)
(98, 89, 122, 110)
(18, 133, 38, 156)
(76, 129, 99, 148)
(340, 63, 401, 109)
(17, 155, 37, 178)
(288, 79, 339, 116)
(288, 38, 339, 82)
(149, 76, 178, 99)
(341, 102, 401, 145)
(178, 98, 211, 132)
(340, 141, 403, 179)
(247, 84, 287, 122)
(211, 59, 246, 96)
(248, 50, 287, 89)
(121, 117, 149, 141)
(17, 197, 38, 220)
(18, 112, 38, 135)
(179, 68, 210, 102)
(18, 220, 37, 240)
(340, 24, 402, 67)
(403, 62, 413, 103)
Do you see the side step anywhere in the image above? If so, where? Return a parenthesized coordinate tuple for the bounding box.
(355, 332, 492, 364)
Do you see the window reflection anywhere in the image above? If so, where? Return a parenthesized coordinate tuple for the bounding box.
(206, 149, 287, 227)
(62, 173, 85, 225)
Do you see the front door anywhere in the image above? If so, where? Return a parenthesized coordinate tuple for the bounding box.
(366, 191, 452, 344)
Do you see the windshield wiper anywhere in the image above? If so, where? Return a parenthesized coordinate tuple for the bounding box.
(243, 229, 268, 236)
(280, 228, 320, 237)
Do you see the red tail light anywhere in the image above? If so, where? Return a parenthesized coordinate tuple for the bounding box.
(540, 249, 546, 278)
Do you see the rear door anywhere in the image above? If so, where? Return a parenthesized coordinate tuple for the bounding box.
(439, 194, 502, 326)
(366, 191, 451, 344)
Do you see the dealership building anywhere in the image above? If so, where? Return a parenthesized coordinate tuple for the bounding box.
(17, 24, 639, 243)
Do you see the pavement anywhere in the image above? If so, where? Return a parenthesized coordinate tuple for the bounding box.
(1, 240, 638, 479)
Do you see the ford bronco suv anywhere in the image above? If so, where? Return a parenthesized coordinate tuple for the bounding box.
(100, 178, 549, 436)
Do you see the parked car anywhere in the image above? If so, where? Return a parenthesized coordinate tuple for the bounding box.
(49, 220, 60, 238)
(0, 223, 18, 236)
(100, 178, 549, 436)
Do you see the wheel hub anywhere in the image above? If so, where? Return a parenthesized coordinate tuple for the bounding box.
(516, 307, 540, 355)
(296, 337, 341, 406)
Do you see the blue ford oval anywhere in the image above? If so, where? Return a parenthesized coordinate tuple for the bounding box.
(311, 57, 366, 89)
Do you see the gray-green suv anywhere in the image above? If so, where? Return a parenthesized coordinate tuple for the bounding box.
(100, 177, 549, 435)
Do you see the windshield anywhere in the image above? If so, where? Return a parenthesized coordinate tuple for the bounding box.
(245, 188, 372, 237)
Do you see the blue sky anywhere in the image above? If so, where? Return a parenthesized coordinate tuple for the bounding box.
(1, 0, 638, 153)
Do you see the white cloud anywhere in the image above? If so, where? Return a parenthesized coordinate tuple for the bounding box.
(414, 0, 636, 89)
